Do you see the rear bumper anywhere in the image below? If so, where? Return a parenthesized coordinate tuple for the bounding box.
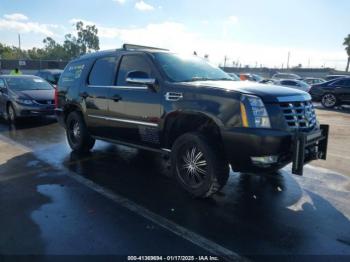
(221, 125, 329, 175)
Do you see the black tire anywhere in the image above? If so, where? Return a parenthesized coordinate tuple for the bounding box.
(321, 93, 337, 108)
(171, 132, 229, 198)
(7, 103, 17, 124)
(66, 111, 95, 153)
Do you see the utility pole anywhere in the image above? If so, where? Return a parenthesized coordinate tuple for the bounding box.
(287, 51, 290, 69)
(224, 56, 228, 68)
(18, 34, 21, 50)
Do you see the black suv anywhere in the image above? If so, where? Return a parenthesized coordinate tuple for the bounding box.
(56, 44, 329, 198)
(309, 77, 350, 108)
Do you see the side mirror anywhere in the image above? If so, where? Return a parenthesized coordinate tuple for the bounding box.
(126, 71, 156, 87)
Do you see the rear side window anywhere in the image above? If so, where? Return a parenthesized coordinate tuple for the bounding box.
(117, 55, 152, 86)
(60, 62, 86, 88)
(88, 56, 118, 86)
(334, 79, 350, 87)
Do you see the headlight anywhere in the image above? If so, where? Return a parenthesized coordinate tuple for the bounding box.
(17, 99, 34, 105)
(240, 95, 271, 128)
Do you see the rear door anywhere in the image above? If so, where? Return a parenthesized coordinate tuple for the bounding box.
(332, 79, 350, 102)
(0, 78, 7, 116)
(83, 55, 119, 138)
(107, 53, 162, 147)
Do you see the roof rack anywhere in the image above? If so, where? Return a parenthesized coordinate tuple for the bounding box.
(122, 44, 169, 51)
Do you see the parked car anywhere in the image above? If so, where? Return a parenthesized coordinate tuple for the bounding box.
(272, 73, 301, 80)
(303, 78, 325, 85)
(0, 75, 55, 123)
(227, 73, 240, 81)
(275, 79, 311, 92)
(36, 69, 63, 87)
(309, 77, 350, 108)
(239, 73, 263, 82)
(55, 44, 328, 198)
(325, 75, 349, 81)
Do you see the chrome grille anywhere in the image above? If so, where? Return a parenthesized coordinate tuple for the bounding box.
(280, 100, 317, 130)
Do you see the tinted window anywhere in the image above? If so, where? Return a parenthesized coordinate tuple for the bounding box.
(89, 56, 117, 86)
(0, 78, 5, 88)
(4, 77, 53, 91)
(281, 80, 297, 86)
(60, 62, 86, 88)
(117, 55, 152, 86)
(334, 79, 350, 87)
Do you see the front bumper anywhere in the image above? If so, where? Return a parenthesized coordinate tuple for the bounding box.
(292, 124, 329, 175)
(221, 125, 329, 175)
(14, 103, 55, 117)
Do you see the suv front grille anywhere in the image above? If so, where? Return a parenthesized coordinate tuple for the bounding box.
(279, 100, 317, 131)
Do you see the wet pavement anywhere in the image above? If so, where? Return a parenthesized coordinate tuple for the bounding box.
(0, 117, 350, 260)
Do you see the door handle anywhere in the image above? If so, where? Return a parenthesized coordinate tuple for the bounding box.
(79, 92, 89, 99)
(112, 95, 122, 102)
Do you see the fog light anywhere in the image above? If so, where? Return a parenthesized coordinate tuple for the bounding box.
(251, 156, 278, 166)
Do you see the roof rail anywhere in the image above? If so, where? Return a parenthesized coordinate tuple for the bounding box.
(122, 43, 169, 51)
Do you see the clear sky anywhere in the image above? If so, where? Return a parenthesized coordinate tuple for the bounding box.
(0, 0, 349, 69)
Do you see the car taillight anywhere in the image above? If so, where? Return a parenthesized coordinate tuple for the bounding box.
(54, 88, 58, 108)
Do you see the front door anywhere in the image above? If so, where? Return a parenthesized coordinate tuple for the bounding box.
(107, 54, 162, 147)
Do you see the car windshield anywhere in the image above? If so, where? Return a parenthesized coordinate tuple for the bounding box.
(5, 77, 53, 91)
(297, 81, 310, 88)
(228, 73, 240, 81)
(154, 53, 232, 82)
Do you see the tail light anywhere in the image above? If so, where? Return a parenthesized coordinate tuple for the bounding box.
(54, 87, 58, 108)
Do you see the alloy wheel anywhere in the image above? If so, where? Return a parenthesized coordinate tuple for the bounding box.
(322, 94, 336, 108)
(177, 145, 208, 188)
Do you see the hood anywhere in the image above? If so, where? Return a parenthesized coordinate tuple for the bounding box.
(14, 89, 54, 101)
(181, 80, 311, 103)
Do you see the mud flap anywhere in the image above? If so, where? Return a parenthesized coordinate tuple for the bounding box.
(292, 124, 329, 176)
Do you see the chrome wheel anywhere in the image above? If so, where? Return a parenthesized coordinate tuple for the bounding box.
(68, 120, 81, 145)
(322, 94, 336, 108)
(178, 146, 208, 188)
(8, 106, 15, 122)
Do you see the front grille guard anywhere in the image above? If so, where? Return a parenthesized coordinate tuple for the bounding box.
(292, 124, 329, 175)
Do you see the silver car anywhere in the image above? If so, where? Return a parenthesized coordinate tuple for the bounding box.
(274, 79, 311, 92)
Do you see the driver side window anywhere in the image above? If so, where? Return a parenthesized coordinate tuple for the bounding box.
(117, 55, 152, 86)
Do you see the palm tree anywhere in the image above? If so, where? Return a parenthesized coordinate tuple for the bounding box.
(344, 34, 350, 72)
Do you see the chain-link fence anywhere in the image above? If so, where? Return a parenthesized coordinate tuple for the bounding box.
(0, 59, 68, 74)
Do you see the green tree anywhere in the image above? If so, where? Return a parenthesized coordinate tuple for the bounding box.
(75, 21, 100, 54)
(0, 20, 100, 61)
(344, 34, 350, 72)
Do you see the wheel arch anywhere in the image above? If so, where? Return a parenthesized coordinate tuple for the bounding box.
(161, 110, 224, 150)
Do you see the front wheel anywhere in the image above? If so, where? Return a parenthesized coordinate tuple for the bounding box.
(321, 93, 337, 108)
(7, 104, 17, 124)
(66, 111, 95, 153)
(171, 132, 229, 198)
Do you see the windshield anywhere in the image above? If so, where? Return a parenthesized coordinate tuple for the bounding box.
(154, 53, 232, 82)
(297, 81, 310, 88)
(228, 73, 240, 81)
(5, 77, 53, 91)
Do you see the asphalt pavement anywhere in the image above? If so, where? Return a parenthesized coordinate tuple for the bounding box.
(0, 117, 350, 261)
